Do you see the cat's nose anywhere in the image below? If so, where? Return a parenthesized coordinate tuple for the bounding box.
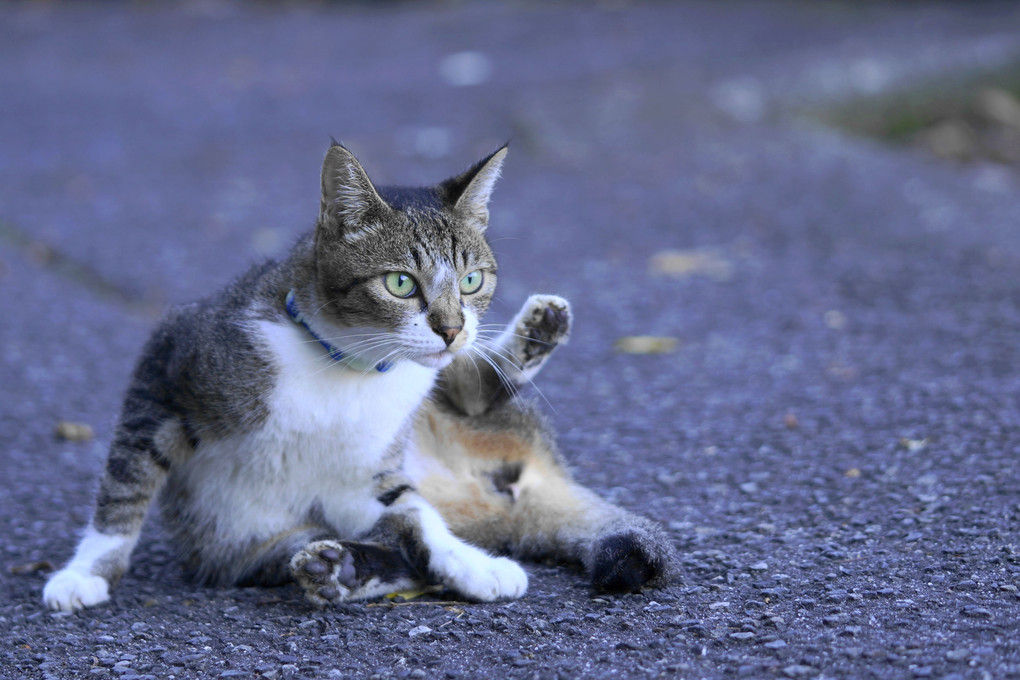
(434, 325, 462, 347)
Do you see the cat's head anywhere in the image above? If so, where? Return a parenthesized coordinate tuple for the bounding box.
(308, 141, 506, 370)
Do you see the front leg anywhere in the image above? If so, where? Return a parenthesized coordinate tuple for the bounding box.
(441, 294, 571, 416)
(289, 491, 527, 605)
(382, 492, 528, 601)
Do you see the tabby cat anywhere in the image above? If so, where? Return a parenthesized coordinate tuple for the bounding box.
(43, 142, 676, 611)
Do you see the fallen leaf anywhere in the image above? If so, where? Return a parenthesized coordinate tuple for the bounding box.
(615, 336, 678, 354)
(897, 436, 930, 452)
(9, 560, 55, 575)
(366, 599, 467, 608)
(54, 421, 93, 442)
(384, 584, 444, 601)
(649, 249, 734, 281)
(899, 437, 930, 452)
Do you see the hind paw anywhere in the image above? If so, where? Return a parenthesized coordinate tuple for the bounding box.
(290, 540, 357, 606)
(512, 294, 571, 368)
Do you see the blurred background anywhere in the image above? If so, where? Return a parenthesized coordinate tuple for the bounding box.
(4, 0, 1019, 311)
(4, 3, 1020, 678)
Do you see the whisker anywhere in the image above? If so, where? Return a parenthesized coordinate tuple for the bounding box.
(478, 329, 556, 348)
(359, 345, 405, 375)
(468, 346, 524, 411)
(474, 338, 558, 416)
(289, 332, 384, 349)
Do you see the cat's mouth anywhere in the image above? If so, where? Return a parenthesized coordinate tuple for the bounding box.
(414, 349, 456, 369)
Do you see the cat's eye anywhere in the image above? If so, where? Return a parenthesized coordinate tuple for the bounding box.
(384, 272, 418, 298)
(459, 270, 484, 295)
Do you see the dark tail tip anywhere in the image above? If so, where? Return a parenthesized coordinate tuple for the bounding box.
(590, 532, 669, 593)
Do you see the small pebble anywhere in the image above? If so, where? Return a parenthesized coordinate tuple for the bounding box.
(643, 602, 672, 613)
(961, 606, 993, 619)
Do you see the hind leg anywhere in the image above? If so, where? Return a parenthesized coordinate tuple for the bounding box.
(233, 492, 527, 606)
(287, 536, 419, 606)
(508, 465, 679, 593)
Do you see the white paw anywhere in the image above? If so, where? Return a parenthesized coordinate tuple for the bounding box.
(43, 569, 110, 612)
(434, 547, 528, 602)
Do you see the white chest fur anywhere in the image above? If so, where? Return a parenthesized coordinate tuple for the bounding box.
(259, 320, 436, 464)
(178, 320, 438, 543)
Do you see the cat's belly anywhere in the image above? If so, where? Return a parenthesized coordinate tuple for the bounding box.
(172, 320, 439, 544)
(178, 427, 385, 542)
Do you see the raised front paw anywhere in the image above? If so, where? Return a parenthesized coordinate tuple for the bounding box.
(43, 569, 111, 612)
(290, 540, 357, 606)
(434, 548, 528, 602)
(512, 294, 571, 368)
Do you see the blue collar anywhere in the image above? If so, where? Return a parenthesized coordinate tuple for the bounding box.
(285, 290, 392, 373)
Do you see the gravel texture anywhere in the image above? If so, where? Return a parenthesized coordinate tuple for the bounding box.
(2, 2, 1020, 679)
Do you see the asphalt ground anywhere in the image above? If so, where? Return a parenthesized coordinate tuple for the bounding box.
(2, 2, 1020, 679)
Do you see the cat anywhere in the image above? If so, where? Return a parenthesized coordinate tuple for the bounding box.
(43, 141, 677, 612)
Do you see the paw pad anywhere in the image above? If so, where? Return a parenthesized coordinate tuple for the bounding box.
(516, 295, 571, 364)
(290, 540, 356, 606)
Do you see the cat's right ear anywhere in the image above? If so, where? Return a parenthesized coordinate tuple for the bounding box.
(319, 142, 389, 231)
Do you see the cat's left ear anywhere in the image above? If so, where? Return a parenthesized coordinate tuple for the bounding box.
(442, 145, 508, 232)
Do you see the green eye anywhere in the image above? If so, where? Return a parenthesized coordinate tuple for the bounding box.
(384, 272, 418, 298)
(459, 270, 484, 295)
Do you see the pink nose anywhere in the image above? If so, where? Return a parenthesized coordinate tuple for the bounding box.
(435, 326, 462, 347)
